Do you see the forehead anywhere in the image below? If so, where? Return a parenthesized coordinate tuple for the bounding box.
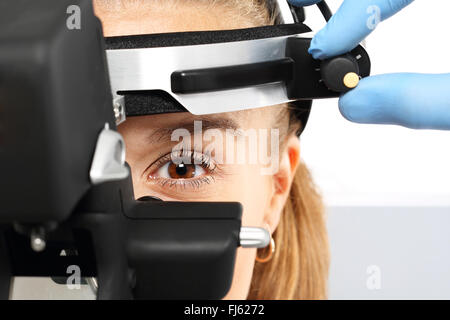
(118, 106, 281, 133)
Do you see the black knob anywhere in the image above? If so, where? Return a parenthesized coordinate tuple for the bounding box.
(320, 54, 360, 93)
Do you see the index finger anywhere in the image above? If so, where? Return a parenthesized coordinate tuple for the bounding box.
(292, 0, 415, 59)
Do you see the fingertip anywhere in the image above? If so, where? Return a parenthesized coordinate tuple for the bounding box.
(307, 0, 380, 60)
(338, 90, 360, 123)
(308, 25, 349, 60)
(308, 46, 325, 60)
(338, 75, 397, 125)
(308, 35, 332, 60)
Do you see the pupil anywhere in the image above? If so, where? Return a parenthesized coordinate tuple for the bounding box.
(176, 163, 189, 176)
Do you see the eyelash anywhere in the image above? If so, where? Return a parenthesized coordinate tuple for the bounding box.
(145, 150, 221, 190)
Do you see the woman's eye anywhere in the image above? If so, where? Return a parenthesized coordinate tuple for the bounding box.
(144, 150, 220, 191)
(155, 161, 206, 179)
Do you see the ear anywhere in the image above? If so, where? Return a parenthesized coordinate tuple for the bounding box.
(264, 134, 301, 234)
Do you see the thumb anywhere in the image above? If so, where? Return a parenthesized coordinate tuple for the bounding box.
(338, 73, 450, 130)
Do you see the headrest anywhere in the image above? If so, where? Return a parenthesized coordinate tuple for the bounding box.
(106, 24, 312, 135)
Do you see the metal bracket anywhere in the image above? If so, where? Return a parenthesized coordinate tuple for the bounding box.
(113, 97, 126, 125)
(90, 123, 129, 185)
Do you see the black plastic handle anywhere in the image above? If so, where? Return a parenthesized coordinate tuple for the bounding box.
(171, 58, 294, 94)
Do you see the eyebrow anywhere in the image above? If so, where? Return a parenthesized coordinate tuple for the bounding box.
(146, 116, 241, 145)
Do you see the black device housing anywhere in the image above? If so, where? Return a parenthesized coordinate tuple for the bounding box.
(0, 0, 114, 223)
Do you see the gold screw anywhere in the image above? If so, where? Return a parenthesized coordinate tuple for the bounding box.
(343, 72, 360, 89)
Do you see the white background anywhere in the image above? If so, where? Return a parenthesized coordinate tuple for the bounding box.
(300, 0, 450, 299)
(302, 0, 450, 207)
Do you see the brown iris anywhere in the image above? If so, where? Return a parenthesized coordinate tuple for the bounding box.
(167, 162, 196, 179)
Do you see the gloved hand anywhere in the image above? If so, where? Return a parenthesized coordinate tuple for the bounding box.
(288, 0, 450, 130)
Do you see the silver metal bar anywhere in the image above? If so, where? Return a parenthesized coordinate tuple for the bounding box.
(106, 32, 315, 116)
(240, 227, 270, 248)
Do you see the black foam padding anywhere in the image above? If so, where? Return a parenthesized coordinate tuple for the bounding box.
(105, 23, 310, 49)
(119, 90, 188, 116)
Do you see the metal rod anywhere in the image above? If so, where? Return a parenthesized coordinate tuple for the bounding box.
(239, 227, 270, 248)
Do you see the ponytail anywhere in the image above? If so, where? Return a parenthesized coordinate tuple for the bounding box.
(248, 161, 329, 299)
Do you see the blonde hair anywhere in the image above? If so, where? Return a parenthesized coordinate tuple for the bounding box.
(249, 143, 329, 299)
(93, 0, 277, 28)
(220, 0, 330, 299)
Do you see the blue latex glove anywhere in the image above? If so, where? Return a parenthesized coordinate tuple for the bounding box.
(288, 0, 450, 130)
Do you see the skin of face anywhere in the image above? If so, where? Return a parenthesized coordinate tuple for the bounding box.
(94, 1, 301, 299)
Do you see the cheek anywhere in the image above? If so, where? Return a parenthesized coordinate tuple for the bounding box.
(220, 166, 273, 300)
(237, 172, 272, 227)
